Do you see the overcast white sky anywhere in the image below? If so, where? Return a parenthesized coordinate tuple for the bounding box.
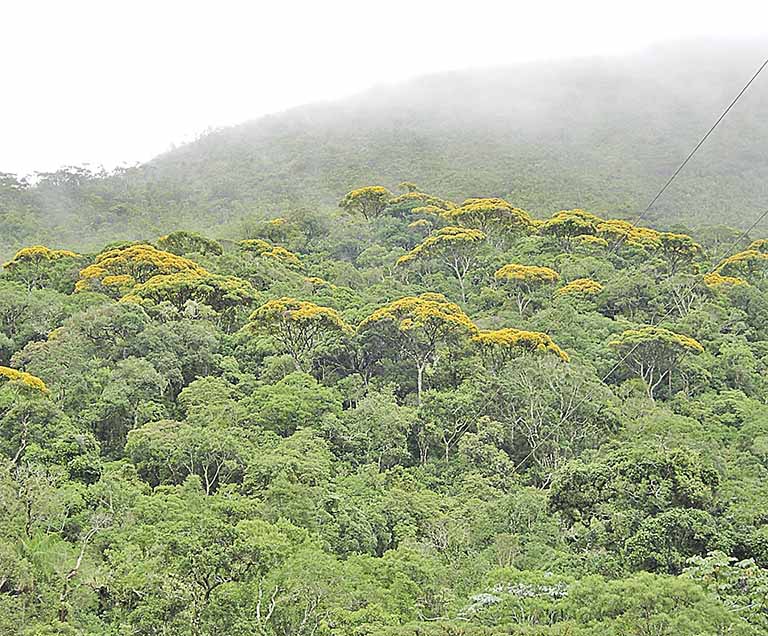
(2, 0, 767, 176)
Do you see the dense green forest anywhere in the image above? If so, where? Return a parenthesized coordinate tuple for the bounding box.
(3, 181, 768, 635)
(3, 41, 768, 262)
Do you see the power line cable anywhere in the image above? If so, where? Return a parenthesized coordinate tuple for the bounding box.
(509, 51, 768, 472)
(514, 205, 768, 474)
(606, 55, 768, 255)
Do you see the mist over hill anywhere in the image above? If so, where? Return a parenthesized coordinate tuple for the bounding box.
(8, 37, 768, 635)
(2, 39, 767, 257)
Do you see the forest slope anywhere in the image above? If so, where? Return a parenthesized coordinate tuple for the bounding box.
(3, 190, 768, 634)
(3, 39, 768, 259)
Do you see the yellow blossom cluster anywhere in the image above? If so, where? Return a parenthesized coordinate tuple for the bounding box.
(4, 245, 80, 269)
(472, 328, 569, 362)
(386, 191, 456, 217)
(359, 293, 478, 335)
(303, 276, 337, 290)
(495, 263, 560, 285)
(250, 297, 350, 333)
(397, 226, 486, 266)
(608, 326, 704, 355)
(715, 249, 768, 279)
(0, 366, 48, 393)
(539, 209, 603, 238)
(595, 219, 663, 250)
(703, 272, 749, 289)
(120, 272, 258, 311)
(76, 244, 208, 293)
(556, 278, 605, 297)
(445, 198, 535, 234)
(339, 186, 393, 220)
(537, 210, 701, 264)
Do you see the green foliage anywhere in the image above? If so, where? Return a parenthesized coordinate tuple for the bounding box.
(3, 177, 768, 635)
(156, 230, 223, 256)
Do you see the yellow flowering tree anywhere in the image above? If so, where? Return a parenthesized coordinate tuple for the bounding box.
(703, 272, 748, 289)
(608, 326, 704, 400)
(0, 366, 48, 394)
(445, 197, 535, 239)
(748, 238, 768, 254)
(495, 263, 560, 314)
(339, 186, 393, 220)
(716, 249, 768, 283)
(556, 278, 605, 299)
(658, 232, 702, 273)
(596, 219, 662, 252)
(385, 191, 456, 218)
(247, 297, 351, 371)
(75, 244, 208, 294)
(358, 293, 477, 402)
(538, 209, 603, 251)
(3, 245, 82, 290)
(473, 328, 569, 370)
(396, 226, 487, 302)
(574, 234, 609, 249)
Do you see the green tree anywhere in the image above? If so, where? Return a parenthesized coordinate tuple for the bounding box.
(358, 293, 477, 402)
(156, 230, 223, 256)
(340, 186, 393, 221)
(247, 298, 351, 372)
(608, 326, 704, 400)
(396, 226, 486, 302)
(494, 263, 560, 314)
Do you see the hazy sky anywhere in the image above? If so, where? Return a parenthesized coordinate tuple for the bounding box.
(3, 0, 767, 176)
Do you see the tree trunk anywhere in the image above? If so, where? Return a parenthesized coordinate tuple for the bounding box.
(416, 363, 425, 404)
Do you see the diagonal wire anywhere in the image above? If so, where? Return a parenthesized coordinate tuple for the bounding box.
(506, 53, 768, 473)
(605, 55, 768, 256)
(513, 206, 768, 474)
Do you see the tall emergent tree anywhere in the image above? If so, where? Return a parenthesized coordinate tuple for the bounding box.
(247, 297, 351, 372)
(473, 328, 569, 370)
(3, 245, 83, 290)
(495, 263, 560, 314)
(445, 197, 535, 241)
(538, 209, 603, 252)
(396, 226, 486, 302)
(658, 232, 702, 274)
(608, 326, 704, 400)
(339, 186, 393, 220)
(358, 293, 477, 402)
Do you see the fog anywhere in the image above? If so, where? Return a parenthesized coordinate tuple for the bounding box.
(2, 0, 768, 176)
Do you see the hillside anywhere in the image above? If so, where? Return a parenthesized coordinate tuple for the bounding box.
(4, 192, 768, 634)
(2, 39, 768, 260)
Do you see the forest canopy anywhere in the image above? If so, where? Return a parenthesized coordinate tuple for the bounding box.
(3, 178, 768, 635)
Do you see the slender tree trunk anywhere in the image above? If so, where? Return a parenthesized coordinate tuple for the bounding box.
(416, 362, 425, 404)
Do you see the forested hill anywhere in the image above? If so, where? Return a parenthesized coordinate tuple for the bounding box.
(4, 192, 768, 633)
(3, 39, 768, 259)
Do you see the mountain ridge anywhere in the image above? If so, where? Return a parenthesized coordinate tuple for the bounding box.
(2, 39, 767, 258)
